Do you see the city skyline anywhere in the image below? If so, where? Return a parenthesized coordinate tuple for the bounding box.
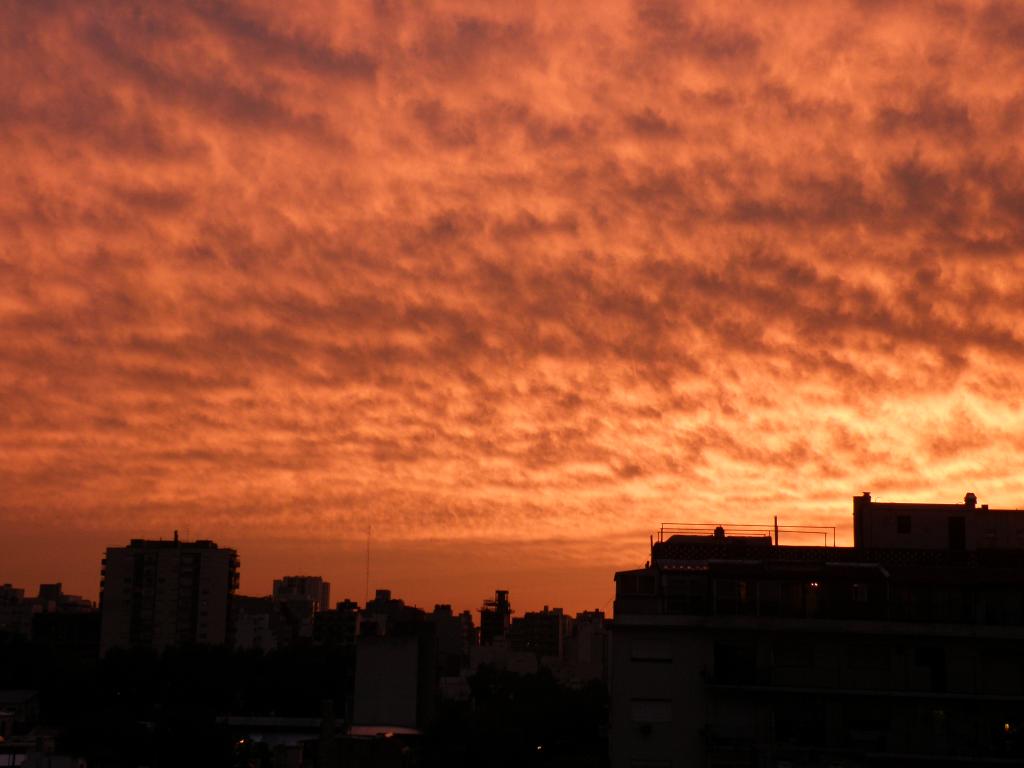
(5, 2, 1024, 615)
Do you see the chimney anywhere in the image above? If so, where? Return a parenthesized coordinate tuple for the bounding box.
(173, 529, 179, 543)
(965, 492, 977, 509)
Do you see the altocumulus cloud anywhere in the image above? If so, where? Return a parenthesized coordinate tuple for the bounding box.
(3, 0, 1024, 607)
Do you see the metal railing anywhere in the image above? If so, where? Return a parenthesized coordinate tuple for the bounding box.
(658, 522, 837, 547)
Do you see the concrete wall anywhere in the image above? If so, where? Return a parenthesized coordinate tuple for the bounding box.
(609, 621, 711, 768)
(353, 635, 420, 731)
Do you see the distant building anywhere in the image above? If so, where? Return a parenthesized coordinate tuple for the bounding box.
(362, 589, 423, 636)
(269, 575, 331, 645)
(510, 605, 568, 659)
(0, 585, 32, 639)
(610, 493, 1024, 767)
(314, 599, 361, 649)
(0, 583, 96, 647)
(233, 595, 281, 651)
(352, 624, 436, 735)
(272, 575, 331, 612)
(99, 532, 239, 654)
(469, 636, 538, 676)
(564, 610, 607, 683)
(33, 583, 93, 615)
(31, 612, 99, 660)
(479, 589, 512, 645)
(427, 604, 474, 675)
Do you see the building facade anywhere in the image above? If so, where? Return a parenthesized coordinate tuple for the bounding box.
(479, 589, 512, 645)
(510, 606, 569, 659)
(611, 493, 1024, 767)
(271, 575, 331, 612)
(99, 533, 239, 653)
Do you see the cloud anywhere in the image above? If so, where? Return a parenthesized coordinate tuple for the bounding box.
(3, 0, 1024, 609)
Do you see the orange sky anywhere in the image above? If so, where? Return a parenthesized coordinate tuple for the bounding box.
(3, 1, 1024, 616)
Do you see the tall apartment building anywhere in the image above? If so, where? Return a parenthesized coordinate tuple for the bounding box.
(510, 605, 569, 659)
(314, 599, 361, 649)
(272, 575, 331, 612)
(99, 532, 239, 654)
(479, 589, 512, 645)
(610, 493, 1024, 767)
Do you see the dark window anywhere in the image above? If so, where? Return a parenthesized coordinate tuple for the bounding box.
(948, 517, 966, 551)
(897, 515, 911, 534)
(714, 641, 757, 684)
(774, 641, 813, 668)
(715, 579, 754, 615)
(758, 581, 782, 616)
(915, 647, 947, 692)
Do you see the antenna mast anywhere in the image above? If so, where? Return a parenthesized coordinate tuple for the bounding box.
(364, 525, 371, 606)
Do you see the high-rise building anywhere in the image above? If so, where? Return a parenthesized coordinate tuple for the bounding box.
(428, 603, 475, 675)
(233, 595, 281, 651)
(510, 605, 568, 659)
(479, 589, 512, 645)
(565, 610, 607, 683)
(271, 575, 331, 612)
(610, 493, 1024, 767)
(99, 532, 239, 654)
(352, 621, 437, 736)
(314, 599, 361, 648)
(0, 584, 30, 639)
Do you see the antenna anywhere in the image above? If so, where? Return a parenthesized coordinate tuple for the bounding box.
(364, 525, 371, 607)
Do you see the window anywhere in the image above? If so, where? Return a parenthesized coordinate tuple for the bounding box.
(715, 641, 757, 683)
(948, 517, 966, 551)
(758, 581, 782, 616)
(897, 515, 912, 534)
(715, 579, 754, 615)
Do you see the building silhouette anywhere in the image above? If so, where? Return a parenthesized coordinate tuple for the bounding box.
(233, 595, 281, 651)
(0, 582, 94, 643)
(510, 605, 569, 659)
(611, 493, 1024, 767)
(479, 589, 512, 645)
(99, 532, 239, 654)
(565, 609, 607, 683)
(272, 575, 331, 612)
(314, 599, 361, 649)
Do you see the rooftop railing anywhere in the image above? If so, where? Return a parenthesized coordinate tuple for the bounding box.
(658, 522, 837, 547)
